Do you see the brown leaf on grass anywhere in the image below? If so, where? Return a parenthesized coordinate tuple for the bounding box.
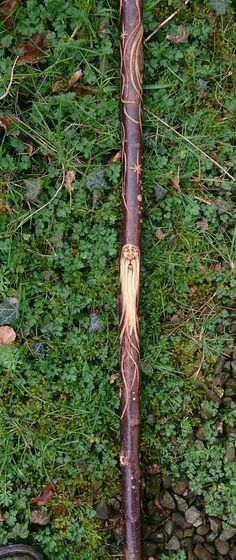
(171, 176, 181, 192)
(0, 326, 16, 345)
(65, 170, 76, 192)
(0, 0, 20, 27)
(107, 151, 122, 165)
(26, 144, 33, 155)
(16, 32, 51, 66)
(155, 227, 166, 240)
(31, 510, 50, 526)
(31, 481, 57, 506)
(0, 202, 8, 214)
(0, 116, 14, 132)
(68, 69, 83, 89)
(0, 508, 4, 522)
(109, 373, 119, 384)
(166, 27, 189, 44)
(74, 85, 94, 97)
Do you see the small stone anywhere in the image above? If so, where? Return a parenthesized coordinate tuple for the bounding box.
(206, 531, 217, 542)
(154, 185, 167, 201)
(220, 528, 236, 541)
(197, 524, 210, 536)
(185, 506, 202, 526)
(231, 362, 236, 376)
(176, 528, 184, 539)
(95, 502, 110, 521)
(229, 549, 236, 559)
(30, 341, 45, 360)
(160, 490, 175, 510)
(230, 323, 236, 334)
(209, 516, 221, 533)
(164, 518, 173, 537)
(204, 544, 216, 554)
(185, 489, 196, 503)
(181, 537, 192, 548)
(174, 494, 188, 512)
(194, 543, 213, 560)
(143, 541, 158, 556)
(193, 535, 205, 544)
(162, 475, 172, 489)
(188, 547, 195, 560)
(224, 445, 235, 463)
(183, 528, 194, 537)
(172, 480, 187, 495)
(215, 539, 230, 555)
(172, 512, 190, 529)
(165, 535, 180, 551)
(150, 529, 165, 544)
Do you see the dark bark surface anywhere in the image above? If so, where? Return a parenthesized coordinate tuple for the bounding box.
(119, 1, 144, 559)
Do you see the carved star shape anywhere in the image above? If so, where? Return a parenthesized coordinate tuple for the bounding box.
(130, 162, 142, 175)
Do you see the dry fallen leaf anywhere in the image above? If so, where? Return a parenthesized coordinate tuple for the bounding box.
(68, 69, 83, 89)
(16, 32, 51, 66)
(0, 0, 20, 27)
(171, 175, 181, 192)
(31, 481, 57, 506)
(74, 85, 94, 97)
(65, 170, 76, 192)
(107, 151, 122, 164)
(26, 144, 33, 155)
(31, 510, 50, 526)
(0, 325, 16, 345)
(155, 227, 166, 240)
(0, 202, 8, 214)
(0, 507, 4, 522)
(0, 116, 14, 132)
(109, 373, 119, 384)
(166, 27, 189, 44)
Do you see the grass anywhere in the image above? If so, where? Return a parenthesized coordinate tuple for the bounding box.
(0, 0, 235, 558)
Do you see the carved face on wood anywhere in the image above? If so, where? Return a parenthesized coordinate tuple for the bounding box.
(122, 244, 139, 263)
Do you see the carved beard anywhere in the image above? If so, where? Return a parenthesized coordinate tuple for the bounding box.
(120, 244, 140, 343)
(120, 244, 140, 419)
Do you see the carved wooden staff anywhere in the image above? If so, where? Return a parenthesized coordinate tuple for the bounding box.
(119, 1, 144, 559)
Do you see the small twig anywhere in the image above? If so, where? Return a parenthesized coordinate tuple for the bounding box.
(145, 0, 190, 43)
(146, 109, 235, 182)
(0, 57, 19, 101)
(16, 167, 65, 230)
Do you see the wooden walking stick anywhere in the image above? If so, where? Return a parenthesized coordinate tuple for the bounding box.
(119, 1, 144, 559)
